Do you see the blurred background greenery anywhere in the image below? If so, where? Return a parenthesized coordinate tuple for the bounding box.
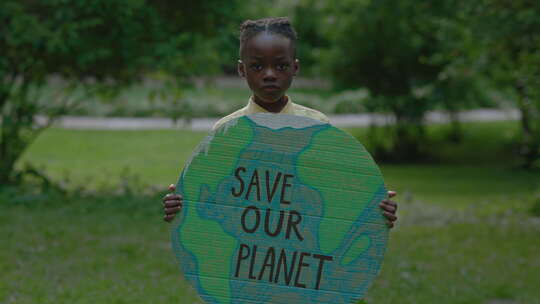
(1, 0, 539, 303)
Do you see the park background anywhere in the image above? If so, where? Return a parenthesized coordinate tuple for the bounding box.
(1, 1, 539, 303)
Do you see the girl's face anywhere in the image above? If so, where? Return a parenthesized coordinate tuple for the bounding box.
(238, 32, 299, 104)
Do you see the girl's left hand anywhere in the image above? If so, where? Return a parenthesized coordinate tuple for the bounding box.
(380, 190, 398, 228)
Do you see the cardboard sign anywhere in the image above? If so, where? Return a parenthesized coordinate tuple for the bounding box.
(172, 113, 388, 304)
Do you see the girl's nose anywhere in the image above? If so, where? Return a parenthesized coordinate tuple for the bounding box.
(263, 68, 277, 81)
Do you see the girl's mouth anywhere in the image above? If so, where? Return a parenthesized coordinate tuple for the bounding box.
(262, 85, 280, 92)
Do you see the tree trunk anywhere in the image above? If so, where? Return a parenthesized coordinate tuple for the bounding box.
(516, 82, 539, 169)
(392, 114, 425, 162)
(0, 93, 8, 184)
(0, 107, 24, 185)
(0, 153, 16, 185)
(447, 109, 463, 143)
(0, 82, 34, 185)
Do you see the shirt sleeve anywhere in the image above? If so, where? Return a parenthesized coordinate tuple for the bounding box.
(211, 108, 247, 131)
(292, 103, 331, 124)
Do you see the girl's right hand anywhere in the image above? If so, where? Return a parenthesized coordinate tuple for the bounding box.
(162, 184, 183, 222)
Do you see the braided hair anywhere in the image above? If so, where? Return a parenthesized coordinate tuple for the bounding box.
(239, 17, 298, 58)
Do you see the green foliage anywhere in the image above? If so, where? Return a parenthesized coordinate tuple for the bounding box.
(1, 1, 219, 82)
(60, 84, 359, 118)
(286, 0, 539, 165)
(312, 0, 472, 160)
(291, 1, 330, 76)
(465, 0, 540, 168)
(0, 0, 241, 184)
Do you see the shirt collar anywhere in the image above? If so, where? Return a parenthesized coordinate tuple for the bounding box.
(246, 95, 294, 114)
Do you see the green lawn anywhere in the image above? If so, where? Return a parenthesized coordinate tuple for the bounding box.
(2, 121, 539, 303)
(17, 128, 208, 191)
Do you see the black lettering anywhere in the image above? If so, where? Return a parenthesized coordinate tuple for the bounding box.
(248, 245, 258, 280)
(235, 244, 251, 277)
(265, 171, 282, 203)
(279, 174, 294, 205)
(294, 252, 311, 288)
(312, 254, 334, 290)
(274, 249, 297, 285)
(257, 247, 276, 282)
(245, 170, 261, 201)
(286, 210, 304, 241)
(232, 167, 246, 197)
(264, 209, 285, 237)
(241, 206, 260, 233)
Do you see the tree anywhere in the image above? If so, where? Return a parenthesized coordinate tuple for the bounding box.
(427, 13, 492, 143)
(468, 0, 540, 168)
(0, 0, 240, 184)
(315, 0, 472, 160)
(291, 1, 331, 76)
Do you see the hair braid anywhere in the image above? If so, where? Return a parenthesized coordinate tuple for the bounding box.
(239, 17, 297, 57)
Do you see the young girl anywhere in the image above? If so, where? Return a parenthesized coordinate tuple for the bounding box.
(162, 17, 398, 227)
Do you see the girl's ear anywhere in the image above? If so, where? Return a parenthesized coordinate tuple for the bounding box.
(293, 59, 300, 77)
(237, 59, 245, 77)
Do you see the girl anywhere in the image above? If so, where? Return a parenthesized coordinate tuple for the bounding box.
(162, 17, 398, 227)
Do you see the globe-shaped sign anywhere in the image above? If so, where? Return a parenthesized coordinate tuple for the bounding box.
(172, 113, 388, 304)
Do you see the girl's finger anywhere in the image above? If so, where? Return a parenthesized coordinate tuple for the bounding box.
(384, 199, 397, 208)
(168, 184, 176, 192)
(379, 203, 396, 213)
(163, 193, 182, 201)
(164, 200, 182, 208)
(387, 190, 397, 198)
(383, 211, 397, 221)
(165, 206, 182, 215)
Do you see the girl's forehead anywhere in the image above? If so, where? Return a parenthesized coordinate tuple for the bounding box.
(242, 32, 294, 59)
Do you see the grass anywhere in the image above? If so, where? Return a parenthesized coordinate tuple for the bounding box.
(18, 121, 538, 210)
(0, 195, 200, 304)
(17, 128, 207, 190)
(2, 120, 540, 303)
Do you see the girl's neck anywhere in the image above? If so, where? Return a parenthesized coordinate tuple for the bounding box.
(253, 95, 288, 113)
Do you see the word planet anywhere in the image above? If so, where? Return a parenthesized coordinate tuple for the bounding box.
(172, 113, 388, 304)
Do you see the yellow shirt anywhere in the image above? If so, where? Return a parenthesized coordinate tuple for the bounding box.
(212, 96, 330, 131)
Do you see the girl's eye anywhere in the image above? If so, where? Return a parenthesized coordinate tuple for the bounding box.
(250, 64, 263, 71)
(277, 64, 289, 71)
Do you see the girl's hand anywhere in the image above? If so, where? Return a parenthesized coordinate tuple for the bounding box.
(163, 184, 183, 222)
(380, 190, 398, 228)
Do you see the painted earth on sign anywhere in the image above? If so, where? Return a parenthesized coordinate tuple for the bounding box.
(172, 114, 388, 304)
